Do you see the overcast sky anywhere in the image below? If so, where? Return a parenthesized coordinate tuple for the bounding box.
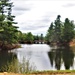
(11, 0, 75, 36)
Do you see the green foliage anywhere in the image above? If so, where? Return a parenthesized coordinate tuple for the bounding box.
(46, 22, 54, 42)
(46, 15, 75, 45)
(33, 35, 39, 41)
(63, 18, 75, 43)
(0, 0, 19, 48)
(34, 34, 44, 41)
(54, 15, 62, 42)
(25, 32, 34, 42)
(18, 32, 45, 44)
(19, 32, 27, 43)
(18, 32, 34, 44)
(1, 57, 36, 73)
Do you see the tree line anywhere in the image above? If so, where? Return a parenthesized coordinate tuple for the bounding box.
(18, 32, 44, 44)
(45, 15, 75, 46)
(0, 0, 75, 50)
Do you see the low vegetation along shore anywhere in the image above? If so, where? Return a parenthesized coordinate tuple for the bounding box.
(1, 70, 75, 75)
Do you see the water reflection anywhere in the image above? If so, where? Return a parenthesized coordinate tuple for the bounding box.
(48, 46, 74, 70)
(0, 44, 74, 71)
(0, 51, 17, 72)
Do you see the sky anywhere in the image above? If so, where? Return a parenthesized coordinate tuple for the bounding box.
(11, 0, 75, 36)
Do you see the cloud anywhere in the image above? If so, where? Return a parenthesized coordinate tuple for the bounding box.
(12, 6, 31, 16)
(12, 0, 33, 16)
(12, 0, 62, 35)
(12, 0, 75, 36)
(12, 11, 24, 16)
(13, 6, 30, 11)
(63, 3, 75, 7)
(17, 12, 55, 32)
(19, 27, 48, 36)
(19, 25, 48, 31)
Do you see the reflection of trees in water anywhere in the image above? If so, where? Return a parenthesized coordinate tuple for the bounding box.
(48, 46, 74, 70)
(55, 49, 62, 70)
(62, 47, 74, 69)
(0, 51, 17, 72)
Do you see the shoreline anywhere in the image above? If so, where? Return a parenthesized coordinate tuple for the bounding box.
(1, 70, 75, 75)
(0, 44, 21, 51)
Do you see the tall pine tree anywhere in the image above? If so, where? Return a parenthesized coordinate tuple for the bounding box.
(0, 0, 19, 50)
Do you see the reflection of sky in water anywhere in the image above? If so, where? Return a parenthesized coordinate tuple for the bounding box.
(13, 44, 75, 71)
(16, 44, 52, 71)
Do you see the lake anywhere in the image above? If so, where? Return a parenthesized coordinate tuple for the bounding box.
(0, 44, 75, 71)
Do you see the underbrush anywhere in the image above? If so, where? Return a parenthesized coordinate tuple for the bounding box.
(1, 57, 36, 74)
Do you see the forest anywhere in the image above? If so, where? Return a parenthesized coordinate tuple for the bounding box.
(0, 0, 75, 51)
(46, 15, 75, 46)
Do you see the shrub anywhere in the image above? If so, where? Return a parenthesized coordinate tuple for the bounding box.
(1, 57, 36, 74)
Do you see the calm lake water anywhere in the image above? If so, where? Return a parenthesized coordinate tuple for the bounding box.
(0, 44, 75, 71)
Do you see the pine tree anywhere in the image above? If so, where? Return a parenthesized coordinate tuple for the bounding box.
(0, 0, 19, 50)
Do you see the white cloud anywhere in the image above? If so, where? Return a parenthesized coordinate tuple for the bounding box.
(11, 0, 75, 36)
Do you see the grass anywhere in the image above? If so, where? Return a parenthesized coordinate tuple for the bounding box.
(1, 57, 75, 75)
(0, 57, 36, 74)
(1, 65, 75, 75)
(28, 70, 75, 75)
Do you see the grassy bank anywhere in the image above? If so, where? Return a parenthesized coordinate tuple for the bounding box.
(1, 70, 75, 75)
(31, 70, 75, 74)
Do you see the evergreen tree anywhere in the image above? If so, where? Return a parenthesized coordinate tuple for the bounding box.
(46, 15, 75, 45)
(46, 22, 54, 42)
(25, 32, 34, 43)
(54, 15, 62, 43)
(63, 18, 75, 43)
(0, 0, 19, 49)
